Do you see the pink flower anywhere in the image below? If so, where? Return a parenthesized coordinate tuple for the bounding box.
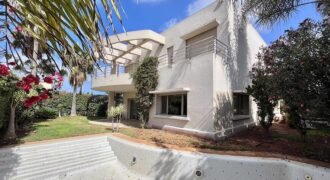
(16, 26, 23, 32)
(0, 64, 10, 76)
(8, 7, 13, 13)
(53, 72, 64, 82)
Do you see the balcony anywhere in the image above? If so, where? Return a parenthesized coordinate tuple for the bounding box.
(91, 64, 136, 92)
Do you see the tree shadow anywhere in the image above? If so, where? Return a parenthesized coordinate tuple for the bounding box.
(147, 149, 207, 180)
(213, 92, 234, 139)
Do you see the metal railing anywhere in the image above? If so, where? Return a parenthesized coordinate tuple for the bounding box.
(93, 63, 137, 79)
(93, 37, 229, 79)
(158, 37, 229, 66)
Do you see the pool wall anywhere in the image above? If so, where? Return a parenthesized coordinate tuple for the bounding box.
(107, 135, 330, 180)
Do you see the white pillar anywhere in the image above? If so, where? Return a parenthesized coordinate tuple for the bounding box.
(108, 92, 115, 111)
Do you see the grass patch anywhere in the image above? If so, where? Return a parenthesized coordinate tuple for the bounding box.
(22, 116, 112, 142)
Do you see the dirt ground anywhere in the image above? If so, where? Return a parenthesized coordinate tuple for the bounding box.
(115, 122, 330, 168)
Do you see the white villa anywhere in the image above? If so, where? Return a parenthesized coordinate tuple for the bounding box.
(92, 0, 266, 140)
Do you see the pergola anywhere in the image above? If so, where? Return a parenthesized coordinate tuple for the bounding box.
(102, 30, 166, 65)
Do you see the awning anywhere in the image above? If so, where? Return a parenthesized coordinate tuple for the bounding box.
(101, 30, 165, 64)
(149, 88, 190, 94)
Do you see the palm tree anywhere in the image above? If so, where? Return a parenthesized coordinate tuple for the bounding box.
(2, 0, 124, 70)
(242, 0, 329, 26)
(68, 53, 94, 116)
(69, 66, 87, 116)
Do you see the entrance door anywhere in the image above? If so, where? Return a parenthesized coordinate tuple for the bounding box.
(129, 99, 137, 120)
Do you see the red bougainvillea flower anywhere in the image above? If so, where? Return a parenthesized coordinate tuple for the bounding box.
(16, 26, 23, 32)
(39, 90, 50, 100)
(24, 96, 41, 108)
(21, 83, 32, 92)
(17, 74, 40, 92)
(23, 74, 36, 84)
(8, 62, 16, 66)
(0, 64, 10, 76)
(44, 76, 53, 84)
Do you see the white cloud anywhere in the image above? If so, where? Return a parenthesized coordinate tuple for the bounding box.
(134, 0, 165, 4)
(186, 0, 215, 16)
(160, 18, 178, 31)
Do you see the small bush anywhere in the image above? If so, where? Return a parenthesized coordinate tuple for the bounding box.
(34, 108, 57, 119)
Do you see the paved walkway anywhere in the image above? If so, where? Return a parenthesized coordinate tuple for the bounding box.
(89, 119, 140, 128)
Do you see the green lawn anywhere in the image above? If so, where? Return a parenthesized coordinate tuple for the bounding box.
(22, 116, 112, 142)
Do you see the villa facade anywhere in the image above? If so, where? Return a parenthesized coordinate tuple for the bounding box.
(92, 0, 266, 140)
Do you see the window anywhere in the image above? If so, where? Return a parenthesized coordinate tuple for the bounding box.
(167, 46, 174, 66)
(233, 93, 249, 115)
(160, 94, 187, 116)
(185, 27, 217, 59)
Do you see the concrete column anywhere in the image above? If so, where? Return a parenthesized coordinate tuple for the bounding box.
(108, 92, 115, 112)
(122, 92, 128, 120)
(111, 61, 117, 74)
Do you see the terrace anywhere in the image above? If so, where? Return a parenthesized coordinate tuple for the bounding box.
(92, 34, 228, 92)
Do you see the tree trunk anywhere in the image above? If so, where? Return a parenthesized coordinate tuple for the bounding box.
(71, 86, 77, 116)
(4, 103, 17, 141)
(31, 37, 38, 76)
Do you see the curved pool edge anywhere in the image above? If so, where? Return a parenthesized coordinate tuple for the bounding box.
(107, 135, 330, 180)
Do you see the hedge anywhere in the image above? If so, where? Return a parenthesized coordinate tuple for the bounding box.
(0, 92, 108, 132)
(41, 92, 108, 117)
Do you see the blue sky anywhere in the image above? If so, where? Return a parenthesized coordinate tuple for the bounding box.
(61, 0, 322, 95)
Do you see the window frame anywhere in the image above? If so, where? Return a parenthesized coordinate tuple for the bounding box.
(159, 94, 187, 117)
(167, 46, 174, 66)
(233, 93, 250, 116)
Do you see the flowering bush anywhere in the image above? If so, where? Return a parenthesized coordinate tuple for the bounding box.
(0, 64, 10, 76)
(248, 19, 330, 134)
(0, 63, 64, 108)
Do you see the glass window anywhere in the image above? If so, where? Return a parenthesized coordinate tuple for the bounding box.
(183, 94, 187, 116)
(233, 93, 249, 115)
(161, 96, 167, 114)
(160, 94, 187, 116)
(167, 46, 174, 65)
(168, 95, 182, 115)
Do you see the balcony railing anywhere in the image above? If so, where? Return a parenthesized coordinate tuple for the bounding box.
(158, 37, 229, 66)
(93, 63, 137, 79)
(93, 37, 229, 79)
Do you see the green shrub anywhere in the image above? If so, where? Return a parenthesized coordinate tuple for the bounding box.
(132, 57, 159, 128)
(40, 92, 108, 117)
(34, 108, 57, 119)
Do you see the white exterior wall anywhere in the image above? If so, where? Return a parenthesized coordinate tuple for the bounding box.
(95, 1, 266, 140)
(149, 1, 230, 134)
(148, 1, 266, 139)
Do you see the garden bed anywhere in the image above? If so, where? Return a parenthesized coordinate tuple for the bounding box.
(114, 122, 330, 167)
